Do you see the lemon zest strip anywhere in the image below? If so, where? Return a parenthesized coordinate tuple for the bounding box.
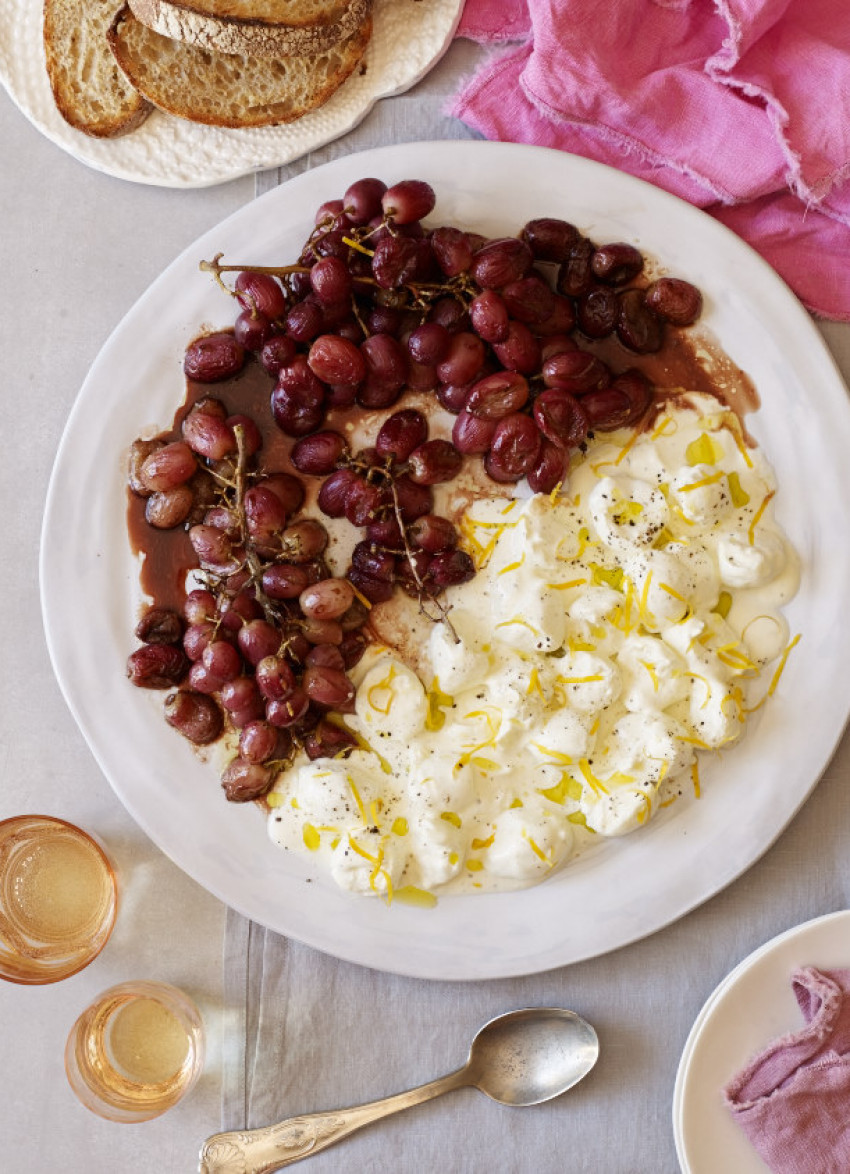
(690, 760, 701, 798)
(767, 633, 801, 697)
(342, 236, 376, 257)
(614, 427, 641, 466)
(347, 834, 379, 866)
(366, 665, 396, 716)
(347, 774, 368, 825)
(530, 743, 574, 766)
(651, 414, 677, 439)
(525, 835, 549, 864)
(578, 758, 609, 796)
(349, 583, 373, 610)
(640, 660, 660, 692)
(498, 554, 526, 576)
(495, 617, 541, 637)
(748, 490, 775, 545)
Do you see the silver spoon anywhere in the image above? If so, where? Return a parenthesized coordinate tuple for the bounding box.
(199, 1007, 599, 1173)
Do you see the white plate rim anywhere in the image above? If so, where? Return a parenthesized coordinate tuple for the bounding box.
(672, 908, 850, 1173)
(39, 140, 850, 980)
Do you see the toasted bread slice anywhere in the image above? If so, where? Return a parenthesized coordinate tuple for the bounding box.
(107, 6, 371, 128)
(127, 0, 372, 58)
(43, 0, 152, 137)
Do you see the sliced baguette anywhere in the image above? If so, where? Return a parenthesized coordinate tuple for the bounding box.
(43, 0, 152, 137)
(127, 0, 372, 58)
(107, 6, 371, 128)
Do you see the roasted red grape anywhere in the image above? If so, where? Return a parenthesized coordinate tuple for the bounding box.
(139, 441, 197, 492)
(145, 486, 194, 529)
(428, 549, 475, 588)
(407, 440, 463, 486)
(645, 277, 702, 325)
(375, 409, 428, 462)
(291, 430, 348, 475)
(486, 414, 542, 482)
(221, 758, 273, 801)
(235, 271, 286, 320)
(308, 334, 366, 385)
(471, 238, 533, 289)
(469, 289, 510, 344)
(165, 690, 223, 744)
(381, 179, 436, 225)
(127, 644, 188, 688)
(533, 389, 589, 450)
(464, 371, 529, 420)
(521, 218, 580, 262)
(300, 578, 355, 621)
(343, 177, 387, 225)
(409, 515, 458, 553)
(591, 243, 644, 286)
(184, 332, 245, 383)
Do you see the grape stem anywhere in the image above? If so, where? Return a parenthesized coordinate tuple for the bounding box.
(222, 425, 303, 651)
(388, 481, 459, 643)
(200, 255, 475, 311)
(200, 253, 311, 289)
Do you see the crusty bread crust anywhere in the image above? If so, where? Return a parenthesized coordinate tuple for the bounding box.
(43, 0, 152, 137)
(107, 6, 372, 129)
(127, 0, 371, 58)
(135, 0, 360, 24)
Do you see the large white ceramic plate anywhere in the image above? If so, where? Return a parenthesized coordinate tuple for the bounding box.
(673, 910, 850, 1173)
(0, 0, 462, 187)
(41, 142, 850, 980)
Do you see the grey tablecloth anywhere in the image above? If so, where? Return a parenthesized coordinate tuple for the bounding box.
(220, 39, 850, 1174)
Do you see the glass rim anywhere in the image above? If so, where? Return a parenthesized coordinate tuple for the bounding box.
(0, 814, 118, 985)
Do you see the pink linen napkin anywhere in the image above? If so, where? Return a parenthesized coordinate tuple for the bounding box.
(723, 967, 850, 1173)
(452, 1, 850, 321)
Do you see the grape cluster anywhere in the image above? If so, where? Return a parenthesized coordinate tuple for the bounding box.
(127, 403, 367, 802)
(196, 177, 700, 488)
(127, 176, 704, 803)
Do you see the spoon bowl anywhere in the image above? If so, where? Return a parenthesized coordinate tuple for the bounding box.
(468, 1007, 600, 1105)
(199, 1006, 599, 1173)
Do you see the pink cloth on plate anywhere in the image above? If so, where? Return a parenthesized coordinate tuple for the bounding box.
(723, 967, 850, 1174)
(451, 0, 850, 320)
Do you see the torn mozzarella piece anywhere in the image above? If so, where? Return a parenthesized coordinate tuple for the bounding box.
(588, 475, 669, 550)
(717, 530, 786, 588)
(355, 659, 427, 740)
(553, 651, 620, 715)
(330, 831, 407, 896)
(485, 805, 573, 881)
(670, 463, 733, 524)
(528, 709, 591, 763)
(428, 613, 489, 694)
(617, 634, 690, 712)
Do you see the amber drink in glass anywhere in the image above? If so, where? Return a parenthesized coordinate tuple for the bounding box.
(0, 815, 117, 984)
(65, 980, 205, 1122)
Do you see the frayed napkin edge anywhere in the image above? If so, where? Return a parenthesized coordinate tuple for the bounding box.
(723, 967, 846, 1114)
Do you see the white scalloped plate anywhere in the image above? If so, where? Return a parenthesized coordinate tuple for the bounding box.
(40, 142, 850, 980)
(0, 0, 463, 187)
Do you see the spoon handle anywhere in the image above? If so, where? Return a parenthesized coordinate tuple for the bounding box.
(198, 1067, 469, 1173)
